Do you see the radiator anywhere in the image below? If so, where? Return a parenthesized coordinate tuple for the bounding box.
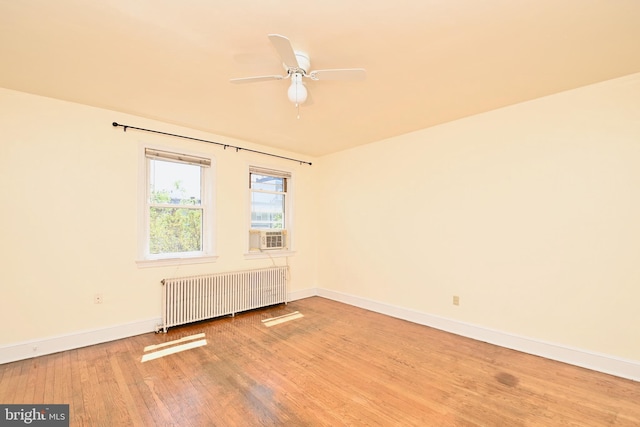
(159, 266, 288, 333)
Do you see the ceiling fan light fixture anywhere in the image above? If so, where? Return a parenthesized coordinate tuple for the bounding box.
(230, 34, 366, 113)
(287, 73, 307, 104)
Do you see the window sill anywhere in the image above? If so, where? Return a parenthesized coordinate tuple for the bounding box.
(243, 250, 296, 260)
(136, 255, 219, 268)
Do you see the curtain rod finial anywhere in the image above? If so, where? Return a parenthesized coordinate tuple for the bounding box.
(112, 122, 119, 127)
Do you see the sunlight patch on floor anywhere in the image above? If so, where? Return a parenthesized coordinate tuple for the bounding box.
(262, 311, 304, 327)
(141, 333, 207, 362)
(143, 332, 206, 352)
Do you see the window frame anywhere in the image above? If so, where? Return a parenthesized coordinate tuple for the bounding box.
(137, 144, 217, 267)
(245, 164, 295, 258)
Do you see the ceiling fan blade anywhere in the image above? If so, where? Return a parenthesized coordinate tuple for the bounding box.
(268, 34, 299, 69)
(229, 75, 285, 84)
(309, 68, 366, 81)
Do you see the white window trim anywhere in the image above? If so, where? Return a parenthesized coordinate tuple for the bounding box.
(136, 142, 217, 268)
(243, 250, 296, 260)
(244, 163, 295, 259)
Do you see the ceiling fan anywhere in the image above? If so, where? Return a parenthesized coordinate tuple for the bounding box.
(230, 34, 366, 112)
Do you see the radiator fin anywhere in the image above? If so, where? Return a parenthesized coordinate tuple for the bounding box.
(160, 266, 288, 332)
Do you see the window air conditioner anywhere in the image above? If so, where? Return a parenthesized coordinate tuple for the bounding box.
(249, 229, 287, 251)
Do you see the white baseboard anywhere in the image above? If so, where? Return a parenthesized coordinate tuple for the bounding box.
(0, 318, 161, 365)
(288, 287, 317, 302)
(4, 287, 638, 383)
(317, 288, 640, 382)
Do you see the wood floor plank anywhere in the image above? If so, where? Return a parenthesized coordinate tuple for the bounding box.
(17, 360, 35, 404)
(41, 352, 59, 403)
(1, 296, 639, 426)
(0, 361, 19, 403)
(68, 350, 89, 425)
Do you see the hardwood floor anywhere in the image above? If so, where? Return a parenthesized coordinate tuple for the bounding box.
(1, 296, 639, 426)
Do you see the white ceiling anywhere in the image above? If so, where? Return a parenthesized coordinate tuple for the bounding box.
(2, 1, 640, 157)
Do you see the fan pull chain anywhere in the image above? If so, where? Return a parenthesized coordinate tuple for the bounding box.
(295, 81, 301, 119)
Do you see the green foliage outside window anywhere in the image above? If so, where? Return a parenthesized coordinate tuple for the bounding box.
(273, 213, 283, 229)
(149, 183, 202, 254)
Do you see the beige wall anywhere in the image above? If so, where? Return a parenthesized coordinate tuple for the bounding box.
(0, 88, 318, 346)
(317, 73, 640, 361)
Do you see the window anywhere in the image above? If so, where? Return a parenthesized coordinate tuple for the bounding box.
(248, 166, 292, 252)
(138, 147, 216, 265)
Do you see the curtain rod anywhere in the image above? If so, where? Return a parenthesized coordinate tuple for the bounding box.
(112, 122, 312, 166)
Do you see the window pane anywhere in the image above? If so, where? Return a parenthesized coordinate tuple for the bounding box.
(251, 192, 284, 229)
(250, 174, 284, 192)
(150, 159, 202, 205)
(149, 207, 202, 254)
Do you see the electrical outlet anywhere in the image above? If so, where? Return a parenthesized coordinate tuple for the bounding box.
(94, 293, 103, 304)
(453, 295, 460, 306)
